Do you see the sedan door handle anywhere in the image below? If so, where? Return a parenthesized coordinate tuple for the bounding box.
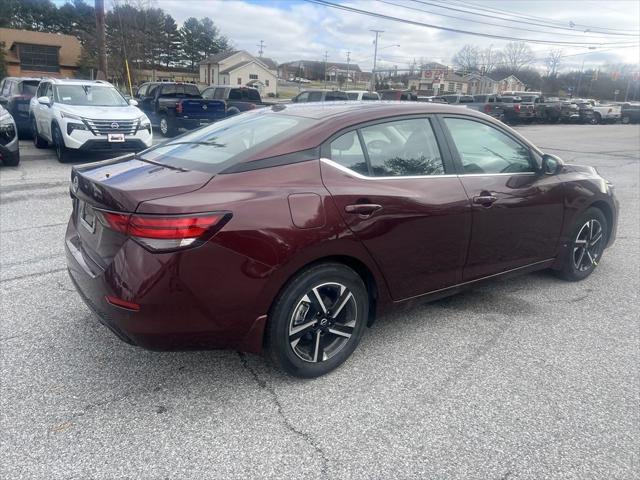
(345, 203, 382, 217)
(473, 194, 498, 206)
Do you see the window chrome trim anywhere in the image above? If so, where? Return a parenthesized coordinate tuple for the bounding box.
(320, 158, 458, 180)
(320, 158, 538, 179)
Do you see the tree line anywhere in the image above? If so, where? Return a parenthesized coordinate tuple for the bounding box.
(449, 41, 638, 100)
(0, 0, 231, 83)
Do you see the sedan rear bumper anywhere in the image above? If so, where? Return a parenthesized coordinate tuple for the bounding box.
(64, 217, 269, 352)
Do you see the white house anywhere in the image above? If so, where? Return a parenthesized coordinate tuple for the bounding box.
(199, 50, 278, 96)
(464, 73, 527, 95)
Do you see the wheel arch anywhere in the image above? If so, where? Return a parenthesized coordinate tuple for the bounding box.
(589, 199, 614, 245)
(267, 255, 380, 328)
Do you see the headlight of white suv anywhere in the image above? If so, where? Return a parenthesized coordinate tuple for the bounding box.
(139, 115, 151, 133)
(60, 112, 89, 135)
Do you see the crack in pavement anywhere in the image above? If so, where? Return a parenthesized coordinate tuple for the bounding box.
(237, 352, 330, 478)
(0, 267, 68, 284)
(2, 222, 67, 234)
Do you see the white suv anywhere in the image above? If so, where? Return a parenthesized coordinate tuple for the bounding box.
(30, 78, 152, 162)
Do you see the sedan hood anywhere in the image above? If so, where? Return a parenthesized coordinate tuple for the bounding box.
(72, 154, 214, 212)
(59, 105, 143, 120)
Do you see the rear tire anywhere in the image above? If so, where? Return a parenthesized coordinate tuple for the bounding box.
(32, 117, 47, 148)
(592, 113, 602, 125)
(621, 115, 630, 125)
(265, 263, 369, 378)
(52, 124, 71, 163)
(159, 115, 177, 137)
(557, 207, 608, 281)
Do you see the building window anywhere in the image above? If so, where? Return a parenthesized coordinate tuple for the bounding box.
(265, 79, 269, 87)
(456, 83, 462, 91)
(18, 44, 59, 72)
(237, 77, 242, 85)
(249, 74, 258, 80)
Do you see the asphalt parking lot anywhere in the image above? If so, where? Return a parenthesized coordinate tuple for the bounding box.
(1, 124, 638, 479)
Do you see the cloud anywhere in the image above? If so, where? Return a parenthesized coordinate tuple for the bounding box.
(156, 0, 639, 71)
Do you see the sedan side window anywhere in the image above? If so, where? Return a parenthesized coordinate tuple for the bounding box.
(360, 118, 444, 176)
(329, 131, 369, 176)
(443, 118, 534, 174)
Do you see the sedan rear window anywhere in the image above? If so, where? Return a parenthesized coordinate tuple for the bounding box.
(139, 112, 313, 174)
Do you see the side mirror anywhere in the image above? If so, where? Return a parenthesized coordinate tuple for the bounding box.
(37, 96, 51, 107)
(541, 153, 563, 175)
(129, 99, 138, 106)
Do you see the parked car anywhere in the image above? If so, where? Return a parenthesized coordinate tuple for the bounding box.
(30, 78, 153, 162)
(586, 100, 622, 124)
(559, 99, 581, 123)
(65, 102, 618, 377)
(288, 77, 312, 84)
(201, 86, 268, 115)
(291, 89, 349, 102)
(0, 77, 40, 136)
(450, 94, 505, 120)
(0, 105, 20, 166)
(533, 96, 564, 123)
(620, 102, 640, 124)
(135, 82, 226, 137)
(437, 94, 475, 104)
(345, 90, 380, 101)
(379, 89, 418, 101)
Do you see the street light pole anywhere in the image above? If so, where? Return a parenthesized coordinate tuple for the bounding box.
(370, 30, 383, 92)
(346, 51, 351, 88)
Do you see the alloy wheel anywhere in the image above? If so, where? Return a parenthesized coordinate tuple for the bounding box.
(573, 219, 604, 272)
(288, 282, 357, 363)
(160, 118, 168, 135)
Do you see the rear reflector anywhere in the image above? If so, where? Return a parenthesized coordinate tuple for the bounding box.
(100, 211, 230, 251)
(105, 295, 140, 311)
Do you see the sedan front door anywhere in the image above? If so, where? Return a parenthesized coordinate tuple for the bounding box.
(440, 116, 565, 281)
(321, 116, 472, 301)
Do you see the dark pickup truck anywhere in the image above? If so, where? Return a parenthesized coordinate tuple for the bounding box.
(135, 82, 226, 137)
(201, 86, 269, 115)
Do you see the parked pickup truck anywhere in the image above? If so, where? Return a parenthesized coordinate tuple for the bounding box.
(586, 100, 622, 124)
(201, 86, 271, 115)
(499, 95, 535, 123)
(619, 102, 640, 124)
(135, 82, 226, 137)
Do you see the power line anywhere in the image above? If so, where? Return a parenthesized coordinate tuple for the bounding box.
(442, 0, 640, 36)
(304, 0, 640, 47)
(380, 0, 632, 40)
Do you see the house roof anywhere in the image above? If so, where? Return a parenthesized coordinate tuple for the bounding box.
(0, 27, 81, 67)
(219, 60, 254, 74)
(199, 50, 239, 65)
(258, 57, 277, 70)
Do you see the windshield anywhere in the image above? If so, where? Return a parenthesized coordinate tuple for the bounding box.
(21, 81, 39, 95)
(54, 85, 128, 106)
(520, 96, 534, 102)
(139, 111, 314, 174)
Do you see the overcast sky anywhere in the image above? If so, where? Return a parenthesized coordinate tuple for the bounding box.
(146, 0, 639, 71)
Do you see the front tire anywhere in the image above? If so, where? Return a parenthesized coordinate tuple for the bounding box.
(52, 124, 71, 163)
(32, 117, 47, 148)
(266, 263, 369, 378)
(557, 207, 608, 281)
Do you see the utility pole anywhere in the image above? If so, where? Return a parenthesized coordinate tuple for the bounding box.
(370, 29, 383, 92)
(346, 51, 351, 88)
(576, 58, 585, 98)
(95, 0, 107, 80)
(323, 51, 329, 89)
(257, 40, 265, 58)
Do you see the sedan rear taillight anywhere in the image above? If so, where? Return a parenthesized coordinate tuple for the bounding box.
(514, 104, 521, 112)
(100, 211, 231, 251)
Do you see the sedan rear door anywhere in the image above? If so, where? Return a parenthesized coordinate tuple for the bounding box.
(320, 116, 472, 301)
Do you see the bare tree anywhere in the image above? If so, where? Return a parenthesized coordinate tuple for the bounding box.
(479, 45, 502, 74)
(544, 49, 563, 78)
(503, 41, 535, 72)
(452, 44, 480, 73)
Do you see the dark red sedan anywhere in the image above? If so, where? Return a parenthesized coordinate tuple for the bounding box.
(65, 102, 618, 377)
